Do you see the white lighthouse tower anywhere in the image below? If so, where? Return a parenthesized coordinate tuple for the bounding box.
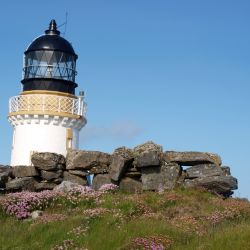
(8, 20, 87, 166)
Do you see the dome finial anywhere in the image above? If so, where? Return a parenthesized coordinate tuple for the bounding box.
(45, 19, 60, 35)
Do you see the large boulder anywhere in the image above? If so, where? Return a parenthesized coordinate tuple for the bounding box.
(63, 171, 87, 186)
(119, 177, 142, 192)
(6, 177, 38, 191)
(66, 150, 111, 171)
(184, 175, 238, 197)
(141, 163, 181, 191)
(109, 147, 134, 182)
(134, 141, 163, 168)
(31, 152, 65, 170)
(92, 174, 113, 190)
(12, 166, 39, 178)
(163, 151, 222, 166)
(186, 164, 224, 179)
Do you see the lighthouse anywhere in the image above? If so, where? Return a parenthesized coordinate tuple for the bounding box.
(8, 20, 87, 166)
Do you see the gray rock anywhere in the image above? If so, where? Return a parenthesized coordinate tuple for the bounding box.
(186, 164, 224, 179)
(66, 150, 111, 170)
(41, 170, 62, 181)
(13, 166, 39, 178)
(184, 175, 238, 197)
(119, 177, 142, 192)
(31, 152, 65, 170)
(135, 150, 161, 168)
(35, 182, 57, 191)
(89, 165, 110, 174)
(53, 178, 63, 184)
(163, 151, 222, 166)
(221, 166, 231, 176)
(92, 174, 113, 190)
(63, 171, 87, 186)
(68, 170, 89, 177)
(110, 147, 134, 182)
(141, 163, 181, 191)
(53, 181, 84, 192)
(31, 210, 43, 219)
(134, 141, 163, 154)
(0, 172, 9, 188)
(6, 177, 38, 191)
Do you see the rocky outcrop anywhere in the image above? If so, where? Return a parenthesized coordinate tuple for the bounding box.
(1, 141, 238, 197)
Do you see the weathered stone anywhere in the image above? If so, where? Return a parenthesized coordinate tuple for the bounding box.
(31, 152, 65, 170)
(13, 166, 39, 178)
(92, 174, 113, 190)
(161, 163, 182, 189)
(0, 172, 9, 188)
(221, 166, 231, 176)
(119, 177, 142, 192)
(134, 141, 163, 154)
(141, 166, 161, 190)
(66, 150, 111, 170)
(63, 171, 87, 186)
(53, 181, 84, 192)
(184, 175, 238, 197)
(135, 150, 160, 168)
(41, 170, 62, 180)
(6, 177, 38, 191)
(35, 182, 57, 191)
(90, 165, 110, 174)
(163, 151, 222, 166)
(186, 164, 223, 179)
(68, 170, 89, 177)
(110, 147, 134, 182)
(31, 210, 43, 219)
(141, 163, 181, 191)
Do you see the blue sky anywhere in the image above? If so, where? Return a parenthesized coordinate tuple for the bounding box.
(0, 0, 249, 198)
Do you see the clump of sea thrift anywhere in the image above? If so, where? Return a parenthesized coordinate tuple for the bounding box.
(1, 190, 57, 219)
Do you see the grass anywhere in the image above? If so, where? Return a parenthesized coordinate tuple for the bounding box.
(0, 188, 250, 250)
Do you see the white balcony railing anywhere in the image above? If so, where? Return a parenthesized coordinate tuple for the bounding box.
(9, 94, 86, 117)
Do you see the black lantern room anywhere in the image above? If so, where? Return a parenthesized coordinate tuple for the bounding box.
(22, 20, 78, 95)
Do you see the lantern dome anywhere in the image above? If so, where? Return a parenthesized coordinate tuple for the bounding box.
(22, 20, 78, 95)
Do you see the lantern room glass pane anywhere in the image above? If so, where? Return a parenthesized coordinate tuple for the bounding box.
(23, 51, 77, 82)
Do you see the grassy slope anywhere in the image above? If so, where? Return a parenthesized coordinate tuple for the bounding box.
(1, 188, 250, 250)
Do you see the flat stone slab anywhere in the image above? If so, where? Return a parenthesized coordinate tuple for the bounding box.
(186, 164, 224, 179)
(163, 151, 222, 166)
